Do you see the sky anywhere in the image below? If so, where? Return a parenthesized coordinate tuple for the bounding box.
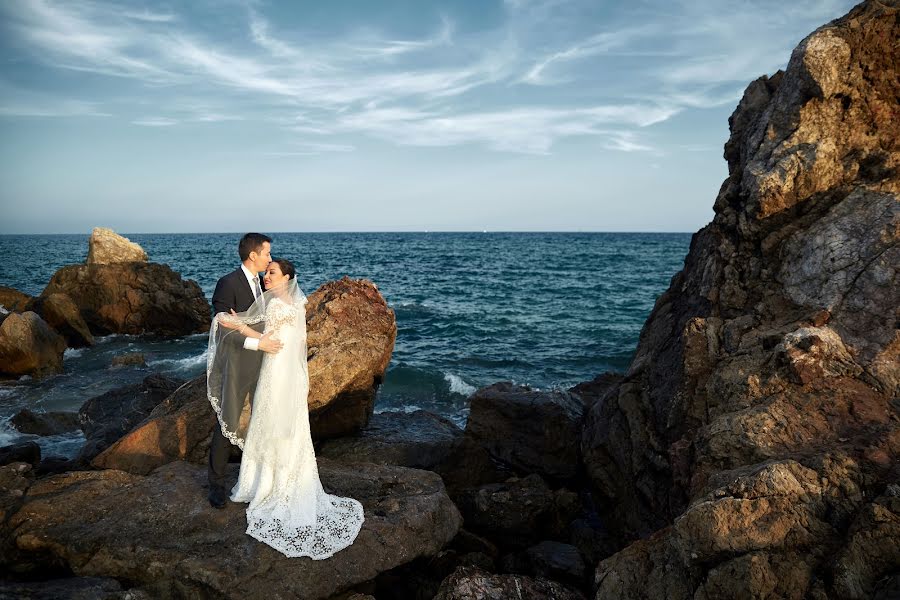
(0, 0, 858, 234)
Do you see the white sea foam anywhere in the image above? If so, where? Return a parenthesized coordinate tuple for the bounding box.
(148, 350, 208, 372)
(0, 305, 8, 315)
(0, 419, 20, 447)
(64, 347, 85, 360)
(444, 373, 476, 396)
(374, 404, 423, 415)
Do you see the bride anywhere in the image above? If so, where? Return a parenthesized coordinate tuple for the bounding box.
(206, 258, 364, 559)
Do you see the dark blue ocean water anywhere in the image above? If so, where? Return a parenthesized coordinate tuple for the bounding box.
(0, 232, 691, 457)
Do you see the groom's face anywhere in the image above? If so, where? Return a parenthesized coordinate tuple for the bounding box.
(249, 242, 272, 273)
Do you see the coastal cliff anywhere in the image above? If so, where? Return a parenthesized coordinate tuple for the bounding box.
(581, 2, 899, 597)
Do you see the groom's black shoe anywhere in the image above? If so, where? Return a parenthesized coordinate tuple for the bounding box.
(208, 485, 228, 509)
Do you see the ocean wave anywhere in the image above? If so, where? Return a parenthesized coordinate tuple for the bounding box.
(64, 347, 85, 360)
(443, 373, 476, 396)
(374, 404, 424, 414)
(147, 350, 208, 372)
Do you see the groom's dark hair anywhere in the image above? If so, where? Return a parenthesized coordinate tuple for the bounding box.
(238, 233, 272, 261)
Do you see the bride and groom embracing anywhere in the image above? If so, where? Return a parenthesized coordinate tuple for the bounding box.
(205, 232, 364, 559)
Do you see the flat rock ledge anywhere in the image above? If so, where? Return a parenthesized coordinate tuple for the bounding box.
(6, 459, 462, 600)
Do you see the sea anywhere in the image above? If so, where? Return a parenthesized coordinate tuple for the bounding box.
(0, 232, 691, 459)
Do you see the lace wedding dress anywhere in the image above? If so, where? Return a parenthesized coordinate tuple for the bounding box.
(225, 291, 364, 559)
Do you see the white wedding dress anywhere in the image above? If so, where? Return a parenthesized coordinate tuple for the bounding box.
(228, 294, 364, 559)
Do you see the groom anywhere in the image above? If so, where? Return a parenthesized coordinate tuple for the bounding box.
(207, 232, 282, 508)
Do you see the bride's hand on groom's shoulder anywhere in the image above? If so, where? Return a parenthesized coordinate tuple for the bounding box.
(259, 331, 283, 354)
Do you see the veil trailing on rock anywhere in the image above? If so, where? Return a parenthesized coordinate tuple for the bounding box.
(206, 278, 308, 449)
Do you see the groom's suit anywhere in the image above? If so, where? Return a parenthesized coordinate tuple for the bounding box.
(208, 267, 266, 493)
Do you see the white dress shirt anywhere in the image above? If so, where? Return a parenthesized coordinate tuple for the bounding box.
(240, 264, 262, 351)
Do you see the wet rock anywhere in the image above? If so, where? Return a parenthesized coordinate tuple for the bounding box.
(26, 293, 94, 348)
(524, 541, 586, 587)
(434, 565, 586, 600)
(10, 408, 80, 436)
(86, 227, 148, 265)
(465, 383, 584, 482)
(77, 373, 184, 463)
(110, 352, 146, 367)
(0, 311, 66, 378)
(5, 459, 462, 600)
(42, 262, 209, 337)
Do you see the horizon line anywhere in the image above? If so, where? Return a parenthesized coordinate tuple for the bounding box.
(0, 229, 697, 235)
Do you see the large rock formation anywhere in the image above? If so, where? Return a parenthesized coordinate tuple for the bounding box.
(0, 311, 66, 378)
(42, 261, 210, 336)
(5, 459, 462, 600)
(581, 2, 900, 598)
(0, 286, 31, 312)
(26, 292, 93, 347)
(86, 227, 148, 265)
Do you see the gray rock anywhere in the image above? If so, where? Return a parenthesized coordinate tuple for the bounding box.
(434, 565, 586, 600)
(10, 408, 80, 436)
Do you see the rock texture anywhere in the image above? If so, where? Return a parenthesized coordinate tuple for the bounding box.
(77, 373, 184, 463)
(86, 227, 148, 265)
(42, 262, 209, 337)
(26, 292, 94, 347)
(581, 2, 900, 599)
(10, 409, 80, 436)
(306, 277, 397, 439)
(0, 286, 31, 312)
(0, 311, 66, 378)
(5, 459, 462, 600)
(465, 382, 584, 482)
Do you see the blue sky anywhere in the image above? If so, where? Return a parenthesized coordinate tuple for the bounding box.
(0, 0, 857, 233)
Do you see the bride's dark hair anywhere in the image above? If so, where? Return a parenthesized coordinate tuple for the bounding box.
(271, 258, 296, 280)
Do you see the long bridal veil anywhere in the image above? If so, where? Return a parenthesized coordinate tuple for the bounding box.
(206, 278, 307, 449)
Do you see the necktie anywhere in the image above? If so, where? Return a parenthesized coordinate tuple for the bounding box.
(253, 277, 262, 300)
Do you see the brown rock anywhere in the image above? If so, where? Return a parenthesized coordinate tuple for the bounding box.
(26, 292, 94, 347)
(110, 352, 146, 367)
(85, 227, 148, 265)
(42, 262, 210, 336)
(6, 459, 462, 600)
(0, 311, 66, 378)
(306, 277, 397, 439)
(0, 286, 32, 312)
(578, 2, 900, 598)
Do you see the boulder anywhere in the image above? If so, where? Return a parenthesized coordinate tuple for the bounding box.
(42, 262, 209, 337)
(317, 409, 464, 470)
(306, 277, 397, 439)
(5, 459, 462, 600)
(523, 541, 587, 587)
(85, 227, 148, 265)
(10, 409, 80, 436)
(434, 565, 586, 600)
(0, 286, 32, 312)
(465, 382, 584, 482)
(0, 311, 66, 378)
(93, 278, 397, 474)
(77, 373, 184, 463)
(26, 292, 94, 347)
(0, 442, 41, 468)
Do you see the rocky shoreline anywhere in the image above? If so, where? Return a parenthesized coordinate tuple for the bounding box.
(1, 2, 898, 598)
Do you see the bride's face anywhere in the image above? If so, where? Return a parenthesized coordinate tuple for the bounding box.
(263, 263, 290, 290)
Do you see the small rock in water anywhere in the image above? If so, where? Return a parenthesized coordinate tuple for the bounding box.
(110, 352, 146, 368)
(10, 409, 80, 436)
(86, 227, 148, 265)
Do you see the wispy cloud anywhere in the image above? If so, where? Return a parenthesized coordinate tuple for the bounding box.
(0, 0, 858, 154)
